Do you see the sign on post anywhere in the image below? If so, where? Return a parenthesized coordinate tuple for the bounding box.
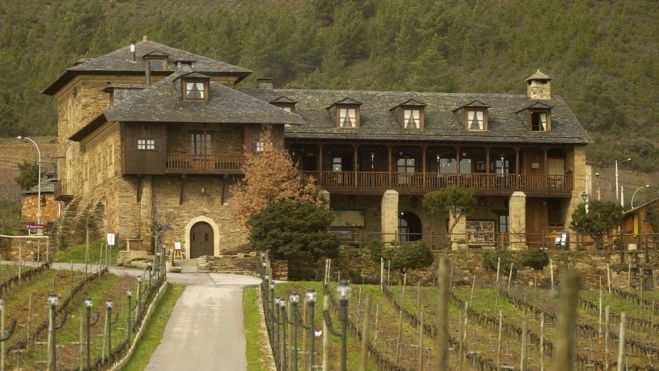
(26, 224, 45, 230)
(106, 233, 116, 246)
(174, 242, 182, 250)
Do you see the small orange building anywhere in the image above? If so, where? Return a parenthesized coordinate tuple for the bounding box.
(622, 198, 658, 235)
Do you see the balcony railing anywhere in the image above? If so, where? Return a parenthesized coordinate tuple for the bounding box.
(304, 171, 572, 194)
(165, 154, 243, 174)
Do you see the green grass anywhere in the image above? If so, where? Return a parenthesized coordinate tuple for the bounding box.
(54, 241, 118, 264)
(121, 284, 184, 371)
(243, 288, 271, 371)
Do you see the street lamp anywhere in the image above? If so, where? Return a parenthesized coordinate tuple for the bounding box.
(289, 292, 300, 371)
(305, 289, 317, 370)
(17, 136, 42, 230)
(615, 157, 631, 203)
(631, 185, 651, 209)
(47, 293, 58, 371)
(105, 300, 113, 360)
(336, 281, 351, 371)
(595, 172, 601, 201)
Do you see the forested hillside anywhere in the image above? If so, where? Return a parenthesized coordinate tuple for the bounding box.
(0, 0, 657, 171)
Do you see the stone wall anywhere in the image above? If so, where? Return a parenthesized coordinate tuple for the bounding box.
(21, 194, 59, 224)
(565, 145, 587, 229)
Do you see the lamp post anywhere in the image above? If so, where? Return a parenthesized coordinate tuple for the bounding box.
(84, 298, 100, 370)
(17, 136, 41, 230)
(595, 172, 601, 201)
(305, 289, 317, 371)
(615, 158, 631, 203)
(47, 294, 58, 371)
(324, 280, 351, 371)
(127, 290, 133, 344)
(630, 185, 651, 209)
(289, 292, 300, 371)
(105, 300, 113, 361)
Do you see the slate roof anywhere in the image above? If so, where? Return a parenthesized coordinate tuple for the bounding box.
(245, 89, 591, 144)
(69, 73, 304, 141)
(526, 69, 552, 81)
(43, 40, 251, 95)
(23, 180, 55, 195)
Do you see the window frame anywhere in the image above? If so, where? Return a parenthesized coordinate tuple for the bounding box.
(336, 105, 360, 128)
(464, 108, 488, 131)
(529, 109, 552, 131)
(137, 138, 155, 151)
(191, 133, 212, 157)
(182, 78, 209, 101)
(401, 108, 424, 129)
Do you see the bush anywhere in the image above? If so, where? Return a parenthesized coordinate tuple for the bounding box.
(482, 249, 549, 272)
(517, 249, 549, 270)
(482, 251, 516, 272)
(368, 240, 385, 263)
(386, 241, 434, 274)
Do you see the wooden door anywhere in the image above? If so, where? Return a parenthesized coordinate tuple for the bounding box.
(525, 199, 547, 248)
(524, 149, 545, 175)
(190, 222, 214, 258)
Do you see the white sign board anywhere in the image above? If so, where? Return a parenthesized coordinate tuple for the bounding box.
(174, 242, 182, 250)
(106, 233, 116, 246)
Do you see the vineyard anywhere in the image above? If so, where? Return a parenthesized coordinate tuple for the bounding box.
(0, 260, 165, 370)
(264, 267, 658, 370)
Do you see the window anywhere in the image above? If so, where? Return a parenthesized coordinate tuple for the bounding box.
(185, 82, 205, 100)
(137, 139, 155, 150)
(282, 106, 292, 112)
(332, 157, 343, 171)
(338, 108, 357, 128)
(466, 110, 485, 131)
(191, 134, 211, 156)
(403, 109, 421, 129)
(148, 58, 166, 71)
(255, 140, 264, 153)
(547, 199, 564, 226)
(498, 214, 509, 233)
(531, 111, 549, 131)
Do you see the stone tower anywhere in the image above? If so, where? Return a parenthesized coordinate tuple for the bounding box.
(526, 69, 552, 100)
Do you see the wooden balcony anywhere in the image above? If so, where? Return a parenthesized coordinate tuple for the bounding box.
(304, 171, 573, 196)
(165, 154, 244, 175)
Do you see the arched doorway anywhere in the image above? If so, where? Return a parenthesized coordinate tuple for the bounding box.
(398, 211, 422, 243)
(190, 222, 214, 258)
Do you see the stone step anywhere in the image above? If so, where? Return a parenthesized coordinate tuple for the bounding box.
(175, 259, 199, 273)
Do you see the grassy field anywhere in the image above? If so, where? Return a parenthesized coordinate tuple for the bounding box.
(122, 284, 184, 371)
(266, 280, 659, 370)
(54, 241, 119, 265)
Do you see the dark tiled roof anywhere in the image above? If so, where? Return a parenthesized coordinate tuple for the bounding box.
(43, 40, 251, 95)
(23, 180, 55, 195)
(270, 96, 298, 104)
(101, 73, 304, 126)
(245, 88, 591, 144)
(395, 98, 427, 108)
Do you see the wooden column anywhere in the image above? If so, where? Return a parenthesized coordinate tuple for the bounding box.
(354, 144, 359, 186)
(515, 147, 520, 174)
(318, 143, 324, 172)
(543, 147, 548, 175)
(421, 145, 427, 191)
(387, 145, 393, 188)
(485, 147, 490, 174)
(456, 146, 461, 175)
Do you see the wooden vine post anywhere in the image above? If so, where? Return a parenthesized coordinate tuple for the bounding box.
(437, 257, 449, 370)
(604, 305, 610, 371)
(359, 295, 371, 371)
(616, 313, 626, 371)
(554, 270, 579, 370)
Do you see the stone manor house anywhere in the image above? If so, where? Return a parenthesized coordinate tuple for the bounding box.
(45, 38, 589, 258)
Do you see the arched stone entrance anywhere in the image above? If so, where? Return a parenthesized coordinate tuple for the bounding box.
(398, 211, 422, 243)
(184, 216, 220, 259)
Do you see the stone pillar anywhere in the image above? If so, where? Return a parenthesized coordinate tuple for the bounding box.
(508, 191, 527, 250)
(381, 190, 399, 243)
(449, 212, 467, 250)
(565, 145, 587, 230)
(140, 175, 154, 253)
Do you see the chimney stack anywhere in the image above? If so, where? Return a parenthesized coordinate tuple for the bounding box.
(257, 77, 274, 89)
(130, 41, 136, 61)
(526, 69, 552, 100)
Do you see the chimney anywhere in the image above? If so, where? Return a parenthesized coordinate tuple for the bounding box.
(526, 69, 552, 100)
(130, 41, 136, 61)
(257, 77, 274, 89)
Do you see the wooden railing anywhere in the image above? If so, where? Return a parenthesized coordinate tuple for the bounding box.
(165, 154, 243, 173)
(305, 171, 572, 194)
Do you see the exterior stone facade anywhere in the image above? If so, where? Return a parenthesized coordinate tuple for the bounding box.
(21, 193, 59, 224)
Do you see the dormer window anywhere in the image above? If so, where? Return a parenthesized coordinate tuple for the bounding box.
(454, 100, 490, 131)
(270, 96, 297, 113)
(143, 51, 169, 71)
(403, 109, 421, 128)
(328, 97, 362, 128)
(391, 99, 426, 129)
(338, 107, 357, 127)
(178, 74, 210, 101)
(466, 110, 486, 131)
(185, 81, 205, 100)
(518, 102, 552, 132)
(531, 111, 550, 131)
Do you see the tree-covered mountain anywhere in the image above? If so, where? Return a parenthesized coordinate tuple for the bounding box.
(1, 0, 657, 171)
